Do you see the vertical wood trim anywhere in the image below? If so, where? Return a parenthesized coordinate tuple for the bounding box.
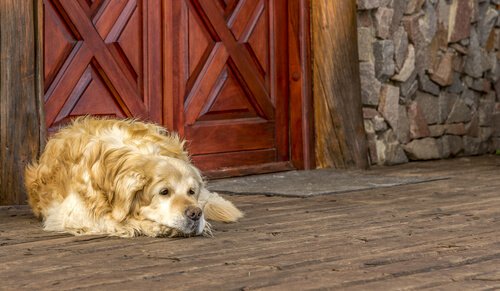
(311, 0, 369, 169)
(289, 0, 314, 170)
(0, 0, 42, 205)
(35, 0, 46, 152)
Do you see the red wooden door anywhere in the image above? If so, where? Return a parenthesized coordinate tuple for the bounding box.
(44, 0, 312, 174)
(168, 0, 290, 172)
(43, 0, 162, 132)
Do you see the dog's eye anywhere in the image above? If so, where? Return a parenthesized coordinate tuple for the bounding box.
(159, 189, 169, 196)
(188, 189, 195, 195)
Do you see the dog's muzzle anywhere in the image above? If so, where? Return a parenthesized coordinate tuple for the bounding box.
(185, 206, 202, 221)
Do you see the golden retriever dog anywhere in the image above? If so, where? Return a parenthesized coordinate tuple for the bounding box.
(24, 117, 242, 237)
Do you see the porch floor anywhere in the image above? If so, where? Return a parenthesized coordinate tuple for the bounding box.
(1, 155, 500, 290)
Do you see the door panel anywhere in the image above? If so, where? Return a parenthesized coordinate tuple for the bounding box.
(171, 0, 289, 171)
(43, 0, 162, 131)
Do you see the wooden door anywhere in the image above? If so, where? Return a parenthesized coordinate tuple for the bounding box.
(167, 0, 290, 173)
(44, 0, 312, 174)
(43, 0, 162, 132)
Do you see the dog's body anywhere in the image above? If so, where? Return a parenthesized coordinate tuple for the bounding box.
(25, 117, 242, 237)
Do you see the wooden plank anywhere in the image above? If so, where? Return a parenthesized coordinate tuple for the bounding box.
(0, 156, 499, 289)
(311, 0, 369, 169)
(0, 0, 42, 205)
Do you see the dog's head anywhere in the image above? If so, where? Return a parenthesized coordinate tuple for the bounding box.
(110, 155, 207, 236)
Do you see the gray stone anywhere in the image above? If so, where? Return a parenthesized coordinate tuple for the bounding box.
(365, 121, 379, 165)
(400, 74, 419, 100)
(418, 73, 440, 96)
(439, 92, 456, 124)
(487, 53, 499, 82)
(479, 99, 495, 126)
(408, 101, 431, 139)
(430, 51, 455, 86)
(461, 88, 480, 110)
(471, 78, 492, 93)
(450, 43, 468, 55)
(393, 26, 409, 71)
(429, 124, 446, 137)
(447, 73, 465, 94)
(492, 138, 500, 151)
(358, 10, 373, 27)
(404, 0, 425, 15)
(374, 40, 395, 81)
(403, 137, 442, 160)
(360, 62, 382, 106)
(479, 127, 493, 142)
(358, 28, 374, 62)
(464, 28, 485, 78)
(447, 98, 472, 124)
(448, 0, 472, 43)
(493, 113, 500, 137)
(392, 44, 415, 82)
(378, 84, 400, 125)
(419, 1, 437, 43)
(496, 81, 500, 102)
(415, 91, 440, 124)
(375, 7, 394, 38)
(463, 136, 482, 155)
(445, 123, 466, 135)
(358, 0, 381, 10)
(396, 105, 410, 143)
(373, 115, 389, 132)
(363, 107, 380, 119)
(478, 6, 498, 46)
(378, 85, 410, 143)
(439, 136, 451, 158)
(390, 0, 407, 35)
(375, 129, 409, 165)
(402, 13, 426, 48)
(441, 135, 463, 156)
(465, 113, 480, 137)
(437, 0, 450, 30)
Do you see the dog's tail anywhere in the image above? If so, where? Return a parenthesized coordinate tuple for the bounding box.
(199, 188, 243, 223)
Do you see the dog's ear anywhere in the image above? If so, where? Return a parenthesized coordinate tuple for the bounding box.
(111, 171, 147, 222)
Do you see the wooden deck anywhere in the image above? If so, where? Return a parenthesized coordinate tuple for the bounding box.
(1, 155, 500, 290)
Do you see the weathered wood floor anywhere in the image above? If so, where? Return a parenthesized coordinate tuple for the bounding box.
(1, 155, 500, 290)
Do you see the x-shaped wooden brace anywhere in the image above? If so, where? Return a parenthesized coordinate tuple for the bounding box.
(45, 0, 147, 125)
(184, 0, 275, 125)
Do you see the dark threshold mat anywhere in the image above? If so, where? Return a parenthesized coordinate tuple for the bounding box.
(207, 169, 448, 197)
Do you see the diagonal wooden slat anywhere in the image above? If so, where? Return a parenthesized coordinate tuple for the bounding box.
(195, 0, 275, 120)
(58, 0, 147, 118)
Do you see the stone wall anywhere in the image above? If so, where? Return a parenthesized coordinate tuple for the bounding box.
(357, 0, 500, 165)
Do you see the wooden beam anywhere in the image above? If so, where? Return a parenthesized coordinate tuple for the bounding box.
(0, 0, 44, 205)
(311, 0, 369, 169)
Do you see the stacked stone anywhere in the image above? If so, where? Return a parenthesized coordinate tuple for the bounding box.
(358, 0, 500, 165)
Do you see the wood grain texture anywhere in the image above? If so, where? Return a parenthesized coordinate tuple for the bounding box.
(1, 156, 499, 289)
(289, 0, 314, 170)
(172, 0, 291, 172)
(0, 0, 42, 205)
(43, 0, 163, 131)
(312, 0, 369, 169)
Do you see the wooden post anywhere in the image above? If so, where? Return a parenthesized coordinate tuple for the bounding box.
(0, 0, 44, 205)
(311, 0, 369, 169)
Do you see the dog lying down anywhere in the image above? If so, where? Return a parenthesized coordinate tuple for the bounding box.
(25, 117, 242, 237)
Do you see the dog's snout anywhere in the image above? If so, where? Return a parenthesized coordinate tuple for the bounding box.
(185, 206, 202, 221)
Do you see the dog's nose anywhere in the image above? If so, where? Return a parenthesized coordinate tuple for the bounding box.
(185, 206, 202, 221)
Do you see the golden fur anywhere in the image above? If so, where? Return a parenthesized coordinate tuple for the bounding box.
(24, 117, 242, 237)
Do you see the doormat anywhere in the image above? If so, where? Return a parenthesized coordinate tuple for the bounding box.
(207, 169, 448, 197)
